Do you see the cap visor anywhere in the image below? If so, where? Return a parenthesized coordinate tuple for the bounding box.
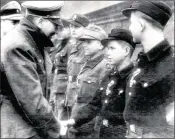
(122, 8, 136, 17)
(79, 35, 97, 41)
(49, 18, 63, 26)
(1, 14, 23, 20)
(69, 20, 83, 27)
(101, 37, 117, 46)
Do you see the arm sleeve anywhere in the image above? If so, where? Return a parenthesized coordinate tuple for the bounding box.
(2, 47, 60, 139)
(71, 89, 102, 127)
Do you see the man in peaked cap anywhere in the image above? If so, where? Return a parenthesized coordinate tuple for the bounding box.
(1, 1, 64, 138)
(122, 1, 174, 138)
(64, 14, 90, 122)
(1, 1, 23, 38)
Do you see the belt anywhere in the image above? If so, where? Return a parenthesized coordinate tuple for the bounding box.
(68, 76, 77, 82)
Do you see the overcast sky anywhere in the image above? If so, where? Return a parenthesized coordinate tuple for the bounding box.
(62, 1, 123, 18)
(1, 1, 123, 18)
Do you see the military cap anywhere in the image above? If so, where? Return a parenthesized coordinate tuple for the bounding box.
(69, 14, 89, 27)
(22, 1, 64, 26)
(62, 18, 70, 27)
(1, 1, 23, 20)
(122, 1, 172, 26)
(80, 24, 107, 41)
(101, 28, 136, 48)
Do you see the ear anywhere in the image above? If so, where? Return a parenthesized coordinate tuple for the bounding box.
(139, 19, 145, 32)
(125, 46, 130, 57)
(99, 42, 104, 50)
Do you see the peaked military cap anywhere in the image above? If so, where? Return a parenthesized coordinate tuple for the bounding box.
(122, 1, 172, 26)
(22, 1, 64, 26)
(80, 24, 107, 41)
(69, 14, 90, 27)
(62, 18, 70, 27)
(1, 1, 23, 20)
(101, 28, 136, 48)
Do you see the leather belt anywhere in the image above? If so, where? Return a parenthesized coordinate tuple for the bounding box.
(68, 76, 77, 82)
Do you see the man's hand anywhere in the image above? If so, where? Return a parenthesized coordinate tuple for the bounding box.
(59, 119, 75, 136)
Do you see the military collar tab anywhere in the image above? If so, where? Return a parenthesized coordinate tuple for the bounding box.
(146, 39, 170, 61)
(118, 63, 134, 78)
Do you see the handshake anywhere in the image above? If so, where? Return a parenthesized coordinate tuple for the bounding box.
(59, 119, 76, 136)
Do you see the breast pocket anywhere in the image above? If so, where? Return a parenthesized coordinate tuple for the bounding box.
(78, 77, 99, 102)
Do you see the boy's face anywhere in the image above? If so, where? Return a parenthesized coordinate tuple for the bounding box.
(70, 24, 84, 38)
(129, 13, 142, 43)
(105, 40, 127, 66)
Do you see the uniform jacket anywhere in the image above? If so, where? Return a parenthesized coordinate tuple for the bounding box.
(71, 63, 133, 129)
(71, 51, 111, 120)
(65, 41, 88, 107)
(124, 40, 174, 130)
(0, 17, 60, 139)
(51, 39, 70, 94)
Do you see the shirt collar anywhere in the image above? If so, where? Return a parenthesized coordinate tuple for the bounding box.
(110, 63, 134, 79)
(118, 63, 134, 78)
(146, 39, 170, 61)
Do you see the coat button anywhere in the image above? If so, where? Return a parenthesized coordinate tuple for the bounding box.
(100, 87, 104, 90)
(88, 81, 91, 83)
(106, 90, 111, 95)
(39, 59, 42, 63)
(104, 100, 108, 103)
(129, 92, 132, 96)
(143, 82, 148, 87)
(119, 89, 124, 95)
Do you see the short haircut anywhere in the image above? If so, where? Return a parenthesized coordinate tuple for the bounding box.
(133, 11, 164, 30)
(117, 40, 134, 58)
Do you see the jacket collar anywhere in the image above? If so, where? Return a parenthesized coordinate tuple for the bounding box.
(85, 51, 104, 69)
(20, 17, 54, 49)
(118, 63, 134, 78)
(70, 40, 82, 54)
(146, 39, 170, 61)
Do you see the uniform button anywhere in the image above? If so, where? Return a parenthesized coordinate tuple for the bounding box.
(106, 90, 111, 95)
(39, 59, 42, 63)
(143, 82, 148, 87)
(119, 89, 124, 95)
(100, 87, 104, 90)
(104, 100, 108, 103)
(129, 92, 132, 96)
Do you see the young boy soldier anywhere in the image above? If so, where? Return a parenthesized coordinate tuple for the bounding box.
(64, 14, 90, 118)
(1, 1, 64, 139)
(62, 28, 135, 138)
(1, 1, 23, 38)
(122, 1, 174, 138)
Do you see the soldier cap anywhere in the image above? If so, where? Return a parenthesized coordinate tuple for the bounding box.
(80, 24, 107, 41)
(122, 1, 172, 26)
(69, 14, 89, 27)
(1, 1, 23, 20)
(101, 28, 136, 48)
(22, 1, 64, 26)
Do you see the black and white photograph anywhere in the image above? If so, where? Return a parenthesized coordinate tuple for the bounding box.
(0, 0, 174, 138)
